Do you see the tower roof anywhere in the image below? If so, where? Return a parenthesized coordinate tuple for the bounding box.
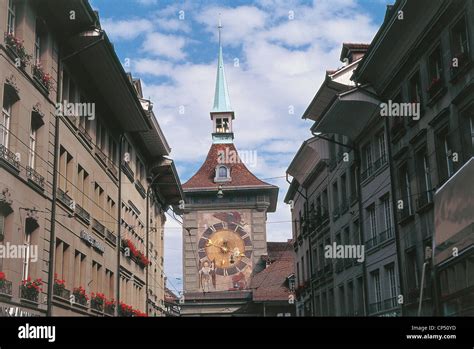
(212, 21, 232, 112)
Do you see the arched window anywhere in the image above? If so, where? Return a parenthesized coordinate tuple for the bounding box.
(218, 166, 228, 178)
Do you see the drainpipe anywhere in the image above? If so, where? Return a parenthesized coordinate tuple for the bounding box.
(384, 116, 405, 316)
(46, 49, 61, 317)
(116, 133, 124, 316)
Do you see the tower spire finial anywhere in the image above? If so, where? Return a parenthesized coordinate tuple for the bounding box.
(218, 13, 222, 47)
(212, 13, 232, 113)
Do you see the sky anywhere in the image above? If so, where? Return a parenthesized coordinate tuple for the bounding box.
(89, 0, 391, 295)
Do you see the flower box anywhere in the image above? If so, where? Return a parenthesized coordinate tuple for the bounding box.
(20, 277, 42, 303)
(32, 63, 52, 92)
(4, 32, 32, 68)
(91, 292, 106, 312)
(426, 77, 442, 99)
(121, 238, 150, 269)
(72, 286, 89, 307)
(105, 299, 115, 315)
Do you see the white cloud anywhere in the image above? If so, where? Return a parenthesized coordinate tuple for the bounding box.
(136, 0, 158, 5)
(142, 32, 187, 60)
(101, 18, 154, 40)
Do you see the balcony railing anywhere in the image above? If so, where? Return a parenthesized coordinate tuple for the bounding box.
(0, 280, 12, 296)
(398, 204, 413, 222)
(361, 165, 373, 181)
(78, 124, 92, 145)
(369, 301, 383, 314)
(93, 218, 106, 237)
(0, 144, 20, 171)
(26, 166, 45, 189)
(335, 260, 344, 273)
(383, 297, 398, 310)
(378, 227, 394, 244)
(53, 286, 71, 300)
(57, 188, 73, 208)
(108, 159, 118, 179)
(366, 235, 377, 250)
(416, 191, 433, 211)
(340, 201, 349, 215)
(121, 161, 134, 182)
(135, 180, 146, 198)
(332, 206, 340, 221)
(75, 204, 90, 224)
(95, 145, 108, 166)
(373, 154, 387, 171)
(20, 286, 39, 303)
(106, 229, 117, 246)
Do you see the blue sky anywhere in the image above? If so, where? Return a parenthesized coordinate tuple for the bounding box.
(89, 0, 391, 294)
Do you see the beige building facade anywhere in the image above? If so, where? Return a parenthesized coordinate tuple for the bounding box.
(0, 0, 182, 317)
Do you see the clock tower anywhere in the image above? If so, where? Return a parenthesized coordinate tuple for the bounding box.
(180, 22, 278, 315)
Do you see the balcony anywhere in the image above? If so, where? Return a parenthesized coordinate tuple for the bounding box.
(106, 229, 117, 246)
(95, 145, 108, 166)
(108, 159, 118, 180)
(0, 279, 12, 297)
(135, 180, 146, 199)
(121, 161, 134, 182)
(26, 166, 45, 189)
(378, 227, 394, 245)
(75, 204, 90, 224)
(93, 218, 106, 237)
(78, 124, 92, 146)
(0, 144, 20, 172)
(57, 188, 73, 209)
(20, 286, 39, 303)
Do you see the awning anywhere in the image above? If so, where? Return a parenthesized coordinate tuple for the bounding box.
(65, 29, 152, 132)
(302, 77, 349, 121)
(149, 158, 184, 206)
(311, 87, 381, 140)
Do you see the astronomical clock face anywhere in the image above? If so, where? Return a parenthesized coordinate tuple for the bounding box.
(196, 211, 253, 292)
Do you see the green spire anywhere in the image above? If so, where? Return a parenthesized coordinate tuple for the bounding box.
(212, 20, 232, 112)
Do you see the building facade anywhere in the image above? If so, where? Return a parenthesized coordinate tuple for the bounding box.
(0, 0, 182, 317)
(180, 27, 279, 316)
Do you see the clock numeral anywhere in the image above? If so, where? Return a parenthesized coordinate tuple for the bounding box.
(209, 225, 216, 232)
(234, 225, 239, 232)
(241, 233, 249, 239)
(198, 248, 206, 253)
(222, 222, 227, 229)
(223, 269, 228, 276)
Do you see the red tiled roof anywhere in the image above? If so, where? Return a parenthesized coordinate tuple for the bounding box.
(250, 242, 294, 302)
(183, 143, 272, 190)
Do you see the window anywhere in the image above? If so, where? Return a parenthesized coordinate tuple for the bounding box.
(405, 249, 419, 291)
(28, 114, 43, 169)
(215, 117, 230, 133)
(386, 264, 397, 300)
(94, 183, 105, 220)
(96, 120, 107, 151)
(7, 0, 16, 35)
(451, 16, 470, 66)
(106, 196, 116, 232)
(22, 220, 38, 280)
(136, 156, 145, 182)
(340, 173, 347, 206)
(108, 136, 118, 165)
(296, 261, 300, 285)
(415, 148, 433, 206)
(1, 95, 12, 148)
(92, 261, 103, 294)
(339, 285, 346, 316)
(409, 70, 423, 104)
(399, 163, 413, 215)
(362, 143, 372, 177)
(350, 163, 357, 201)
(372, 270, 382, 307)
(301, 256, 305, 282)
(34, 19, 47, 65)
(76, 165, 89, 210)
(59, 146, 73, 193)
(356, 277, 364, 316)
(381, 196, 392, 238)
(368, 205, 377, 240)
(74, 251, 86, 287)
(427, 46, 443, 97)
(106, 269, 114, 300)
(54, 239, 70, 287)
(332, 181, 339, 216)
(0, 213, 5, 240)
(378, 132, 386, 164)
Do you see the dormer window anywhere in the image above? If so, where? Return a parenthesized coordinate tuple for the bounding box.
(215, 165, 231, 182)
(216, 118, 230, 133)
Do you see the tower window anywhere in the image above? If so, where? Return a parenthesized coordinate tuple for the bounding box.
(216, 118, 230, 133)
(214, 165, 230, 182)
